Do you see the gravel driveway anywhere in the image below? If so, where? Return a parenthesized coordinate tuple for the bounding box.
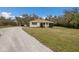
(0, 27, 52, 52)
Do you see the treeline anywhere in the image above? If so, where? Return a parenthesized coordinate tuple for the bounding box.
(0, 16, 17, 26)
(46, 8, 79, 28)
(0, 14, 40, 26)
(0, 8, 79, 28)
(15, 14, 40, 26)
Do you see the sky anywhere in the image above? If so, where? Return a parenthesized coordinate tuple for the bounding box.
(0, 7, 77, 19)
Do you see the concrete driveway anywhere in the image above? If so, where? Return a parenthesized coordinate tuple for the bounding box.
(0, 27, 52, 52)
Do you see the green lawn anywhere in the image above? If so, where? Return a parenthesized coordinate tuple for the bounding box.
(24, 27, 79, 52)
(0, 26, 15, 28)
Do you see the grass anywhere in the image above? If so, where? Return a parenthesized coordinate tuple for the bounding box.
(0, 26, 16, 28)
(23, 27, 79, 52)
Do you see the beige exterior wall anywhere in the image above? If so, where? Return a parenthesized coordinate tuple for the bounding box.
(45, 23, 49, 27)
(29, 22, 49, 27)
(30, 22, 40, 27)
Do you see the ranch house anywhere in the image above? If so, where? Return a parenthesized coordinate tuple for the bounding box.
(29, 19, 54, 28)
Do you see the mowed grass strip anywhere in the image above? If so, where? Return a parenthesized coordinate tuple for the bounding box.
(24, 27, 79, 52)
(0, 26, 14, 28)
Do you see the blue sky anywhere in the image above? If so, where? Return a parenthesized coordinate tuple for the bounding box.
(0, 7, 77, 18)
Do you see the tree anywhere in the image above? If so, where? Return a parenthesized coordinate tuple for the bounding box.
(63, 8, 79, 27)
(0, 16, 17, 26)
(31, 13, 39, 19)
(70, 13, 79, 28)
(15, 16, 24, 26)
(22, 14, 31, 26)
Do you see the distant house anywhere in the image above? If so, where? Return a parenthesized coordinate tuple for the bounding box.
(29, 19, 54, 28)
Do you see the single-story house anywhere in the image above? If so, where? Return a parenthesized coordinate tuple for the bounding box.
(29, 19, 54, 28)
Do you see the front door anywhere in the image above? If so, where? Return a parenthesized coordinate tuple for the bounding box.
(40, 23, 45, 27)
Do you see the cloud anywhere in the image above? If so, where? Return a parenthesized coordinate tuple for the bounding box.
(0, 12, 15, 19)
(11, 16, 15, 19)
(42, 16, 46, 19)
(19, 16, 23, 18)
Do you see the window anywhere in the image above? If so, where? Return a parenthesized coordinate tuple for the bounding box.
(32, 22, 37, 25)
